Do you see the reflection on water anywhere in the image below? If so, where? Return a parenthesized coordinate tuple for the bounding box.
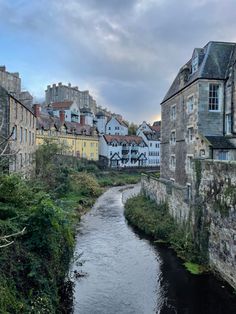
(72, 185, 236, 314)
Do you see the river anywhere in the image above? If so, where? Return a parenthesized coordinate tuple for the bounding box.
(72, 185, 236, 314)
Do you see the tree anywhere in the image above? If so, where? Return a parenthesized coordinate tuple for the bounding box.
(128, 122, 138, 135)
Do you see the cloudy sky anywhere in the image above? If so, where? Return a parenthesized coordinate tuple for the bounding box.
(1, 0, 236, 123)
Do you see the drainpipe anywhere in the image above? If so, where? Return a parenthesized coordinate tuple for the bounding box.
(223, 81, 226, 135)
(231, 53, 236, 135)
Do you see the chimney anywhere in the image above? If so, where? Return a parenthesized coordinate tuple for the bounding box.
(0, 66, 6, 72)
(80, 115, 85, 125)
(33, 104, 41, 117)
(59, 110, 65, 123)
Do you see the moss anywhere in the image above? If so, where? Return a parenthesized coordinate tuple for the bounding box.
(184, 262, 204, 275)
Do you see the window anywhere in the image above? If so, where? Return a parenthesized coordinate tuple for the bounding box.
(218, 151, 229, 161)
(32, 132, 34, 145)
(20, 153, 23, 168)
(24, 129, 27, 143)
(13, 126, 17, 141)
(150, 143, 152, 147)
(187, 184, 192, 201)
(225, 114, 232, 134)
(187, 96, 194, 113)
(209, 84, 220, 111)
(170, 155, 176, 170)
(200, 149, 205, 157)
(20, 127, 23, 143)
(91, 142, 94, 147)
(187, 127, 194, 142)
(170, 131, 176, 145)
(84, 142, 86, 147)
(187, 156, 193, 172)
(192, 55, 198, 73)
(14, 101, 17, 119)
(29, 131, 31, 145)
(171, 105, 176, 120)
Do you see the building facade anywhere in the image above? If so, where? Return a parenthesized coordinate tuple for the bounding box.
(0, 66, 33, 107)
(99, 134, 148, 167)
(105, 116, 128, 136)
(35, 105, 99, 161)
(137, 121, 161, 166)
(161, 41, 236, 188)
(45, 83, 97, 112)
(0, 86, 36, 174)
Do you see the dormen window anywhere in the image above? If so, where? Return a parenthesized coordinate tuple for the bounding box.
(209, 84, 220, 111)
(187, 96, 194, 113)
(170, 131, 176, 145)
(171, 105, 176, 120)
(192, 55, 198, 73)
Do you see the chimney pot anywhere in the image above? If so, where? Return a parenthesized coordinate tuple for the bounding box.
(33, 104, 41, 117)
(59, 110, 65, 123)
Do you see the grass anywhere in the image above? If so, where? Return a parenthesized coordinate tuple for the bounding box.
(97, 171, 141, 187)
(124, 195, 206, 275)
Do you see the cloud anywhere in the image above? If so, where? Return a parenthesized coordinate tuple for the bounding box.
(1, 0, 236, 123)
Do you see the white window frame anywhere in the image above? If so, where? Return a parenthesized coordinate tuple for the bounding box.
(209, 83, 221, 112)
(187, 126, 194, 142)
(171, 105, 176, 120)
(187, 95, 194, 114)
(225, 113, 232, 134)
(170, 154, 176, 170)
(170, 130, 176, 145)
(186, 154, 193, 173)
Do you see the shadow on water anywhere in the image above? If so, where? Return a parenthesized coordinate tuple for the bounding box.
(127, 222, 236, 314)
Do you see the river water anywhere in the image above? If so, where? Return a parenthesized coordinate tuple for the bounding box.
(72, 185, 236, 314)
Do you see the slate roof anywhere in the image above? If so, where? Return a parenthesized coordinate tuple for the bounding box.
(205, 136, 236, 149)
(36, 112, 95, 136)
(162, 41, 236, 103)
(103, 134, 146, 145)
(51, 101, 73, 110)
(143, 131, 160, 141)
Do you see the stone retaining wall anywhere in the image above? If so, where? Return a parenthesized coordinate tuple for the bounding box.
(141, 160, 236, 289)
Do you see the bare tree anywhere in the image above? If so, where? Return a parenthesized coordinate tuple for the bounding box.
(0, 227, 26, 248)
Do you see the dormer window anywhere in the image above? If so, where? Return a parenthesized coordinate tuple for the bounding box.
(192, 55, 198, 73)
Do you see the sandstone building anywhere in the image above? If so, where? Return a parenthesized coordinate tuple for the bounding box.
(0, 86, 36, 175)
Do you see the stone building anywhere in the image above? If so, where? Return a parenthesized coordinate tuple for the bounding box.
(35, 104, 99, 160)
(141, 41, 236, 290)
(0, 66, 33, 107)
(0, 86, 36, 175)
(161, 41, 236, 189)
(45, 83, 97, 112)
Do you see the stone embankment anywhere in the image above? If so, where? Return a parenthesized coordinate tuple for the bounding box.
(141, 160, 236, 289)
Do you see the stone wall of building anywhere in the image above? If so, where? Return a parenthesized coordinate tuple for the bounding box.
(141, 159, 236, 289)
(141, 174, 190, 222)
(199, 160, 236, 289)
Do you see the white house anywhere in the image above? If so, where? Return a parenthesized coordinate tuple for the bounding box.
(137, 121, 161, 166)
(105, 116, 128, 135)
(99, 134, 148, 167)
(80, 107, 94, 126)
(51, 101, 80, 123)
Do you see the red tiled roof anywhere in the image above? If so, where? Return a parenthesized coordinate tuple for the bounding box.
(150, 125, 161, 132)
(103, 134, 144, 145)
(51, 101, 73, 110)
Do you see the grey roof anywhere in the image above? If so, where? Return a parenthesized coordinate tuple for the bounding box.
(80, 107, 92, 114)
(96, 111, 105, 117)
(205, 136, 236, 149)
(162, 41, 236, 103)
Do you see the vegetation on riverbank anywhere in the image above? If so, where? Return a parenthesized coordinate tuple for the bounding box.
(0, 139, 144, 313)
(124, 194, 206, 274)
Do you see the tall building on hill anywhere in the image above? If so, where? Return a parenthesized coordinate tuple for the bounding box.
(45, 82, 97, 112)
(0, 66, 33, 107)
